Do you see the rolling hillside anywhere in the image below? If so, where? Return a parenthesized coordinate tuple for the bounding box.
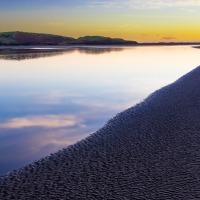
(0, 32, 75, 45)
(0, 32, 137, 46)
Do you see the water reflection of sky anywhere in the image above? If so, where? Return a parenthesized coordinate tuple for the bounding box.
(0, 46, 200, 175)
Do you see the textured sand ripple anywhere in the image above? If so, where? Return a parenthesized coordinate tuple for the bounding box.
(1, 66, 200, 199)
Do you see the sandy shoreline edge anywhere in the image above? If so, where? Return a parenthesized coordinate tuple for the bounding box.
(1, 66, 200, 199)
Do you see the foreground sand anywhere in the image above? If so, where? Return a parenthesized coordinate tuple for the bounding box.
(1, 66, 200, 199)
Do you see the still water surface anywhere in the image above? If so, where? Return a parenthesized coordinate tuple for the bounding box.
(0, 46, 199, 175)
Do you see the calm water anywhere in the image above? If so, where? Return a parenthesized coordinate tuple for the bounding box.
(0, 46, 200, 175)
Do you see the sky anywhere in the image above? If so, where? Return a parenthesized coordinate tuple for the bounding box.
(1, 0, 200, 42)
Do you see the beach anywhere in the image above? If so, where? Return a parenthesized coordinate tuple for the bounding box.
(1, 66, 200, 199)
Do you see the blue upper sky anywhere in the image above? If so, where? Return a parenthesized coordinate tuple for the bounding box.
(0, 0, 87, 9)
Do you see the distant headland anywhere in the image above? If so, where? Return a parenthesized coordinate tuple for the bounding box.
(0, 31, 137, 46)
(1, 31, 200, 46)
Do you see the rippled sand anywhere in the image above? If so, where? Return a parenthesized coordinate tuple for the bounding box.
(1, 66, 200, 199)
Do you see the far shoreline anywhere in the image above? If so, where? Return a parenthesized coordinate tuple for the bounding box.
(0, 43, 200, 50)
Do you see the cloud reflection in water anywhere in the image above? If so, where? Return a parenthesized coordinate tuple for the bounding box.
(0, 115, 81, 129)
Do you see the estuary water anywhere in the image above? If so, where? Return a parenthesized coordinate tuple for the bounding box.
(0, 45, 200, 175)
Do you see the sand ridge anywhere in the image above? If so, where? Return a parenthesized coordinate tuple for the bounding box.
(1, 66, 200, 199)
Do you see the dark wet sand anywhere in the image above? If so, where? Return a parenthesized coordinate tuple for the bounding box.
(1, 66, 200, 199)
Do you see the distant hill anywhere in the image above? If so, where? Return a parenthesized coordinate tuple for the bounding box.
(0, 32, 138, 46)
(0, 32, 75, 45)
(76, 36, 137, 45)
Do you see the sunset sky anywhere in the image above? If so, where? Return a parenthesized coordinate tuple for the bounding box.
(1, 0, 200, 42)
